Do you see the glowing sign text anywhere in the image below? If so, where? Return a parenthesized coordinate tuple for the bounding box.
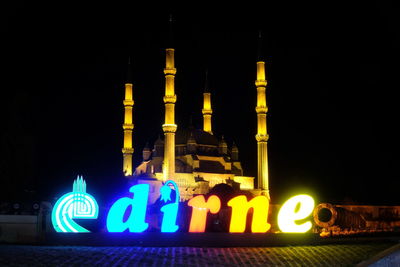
(228, 195, 271, 233)
(188, 195, 221, 233)
(160, 180, 180, 232)
(52, 177, 318, 234)
(278, 194, 315, 233)
(106, 180, 180, 233)
(107, 184, 149, 232)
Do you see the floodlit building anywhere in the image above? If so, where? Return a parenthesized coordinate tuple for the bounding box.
(122, 19, 269, 202)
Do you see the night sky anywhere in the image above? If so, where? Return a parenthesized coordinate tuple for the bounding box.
(1, 1, 398, 205)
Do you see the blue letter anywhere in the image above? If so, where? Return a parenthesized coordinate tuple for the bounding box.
(106, 184, 149, 232)
(160, 180, 180, 232)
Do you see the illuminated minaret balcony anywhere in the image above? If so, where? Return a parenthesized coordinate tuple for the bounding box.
(255, 32, 270, 199)
(162, 17, 177, 181)
(202, 71, 213, 134)
(122, 58, 134, 176)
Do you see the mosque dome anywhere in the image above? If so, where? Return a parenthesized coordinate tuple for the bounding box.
(175, 128, 218, 146)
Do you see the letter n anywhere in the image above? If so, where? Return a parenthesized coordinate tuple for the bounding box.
(227, 195, 271, 233)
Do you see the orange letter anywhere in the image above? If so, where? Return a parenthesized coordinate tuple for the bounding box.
(227, 195, 271, 233)
(188, 195, 221, 233)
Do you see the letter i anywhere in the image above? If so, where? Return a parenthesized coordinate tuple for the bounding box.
(160, 180, 180, 232)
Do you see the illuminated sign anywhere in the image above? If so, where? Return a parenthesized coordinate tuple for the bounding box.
(188, 195, 221, 233)
(106, 180, 180, 233)
(52, 177, 318, 234)
(228, 195, 271, 233)
(107, 183, 149, 232)
(51, 176, 99, 233)
(278, 194, 315, 233)
(159, 180, 180, 232)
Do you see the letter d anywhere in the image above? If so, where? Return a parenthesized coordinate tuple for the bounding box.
(106, 184, 149, 232)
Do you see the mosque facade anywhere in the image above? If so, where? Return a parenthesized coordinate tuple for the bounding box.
(121, 24, 269, 202)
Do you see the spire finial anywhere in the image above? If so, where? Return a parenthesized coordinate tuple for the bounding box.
(168, 14, 174, 48)
(257, 30, 263, 61)
(126, 56, 133, 83)
(189, 115, 194, 128)
(204, 69, 210, 93)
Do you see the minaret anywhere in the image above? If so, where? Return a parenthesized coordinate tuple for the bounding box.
(218, 136, 228, 155)
(122, 57, 134, 176)
(142, 142, 151, 161)
(202, 70, 213, 134)
(255, 31, 270, 198)
(162, 15, 177, 181)
(231, 141, 239, 161)
(187, 132, 197, 154)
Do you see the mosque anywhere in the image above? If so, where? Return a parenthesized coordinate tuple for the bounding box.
(120, 23, 270, 202)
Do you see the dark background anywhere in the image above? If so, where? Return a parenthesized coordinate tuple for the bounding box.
(1, 1, 398, 205)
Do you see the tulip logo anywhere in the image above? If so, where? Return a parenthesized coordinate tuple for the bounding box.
(51, 176, 99, 233)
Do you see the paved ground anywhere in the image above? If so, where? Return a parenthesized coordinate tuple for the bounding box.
(0, 243, 395, 266)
